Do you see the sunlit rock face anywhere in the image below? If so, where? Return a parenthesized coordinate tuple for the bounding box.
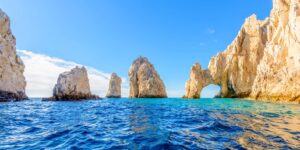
(185, 0, 300, 102)
(184, 63, 212, 99)
(251, 0, 300, 102)
(208, 14, 267, 98)
(128, 57, 167, 98)
(106, 73, 122, 98)
(47, 66, 100, 100)
(0, 9, 28, 101)
(185, 15, 267, 99)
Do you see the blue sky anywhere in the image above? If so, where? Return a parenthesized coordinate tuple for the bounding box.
(1, 0, 272, 97)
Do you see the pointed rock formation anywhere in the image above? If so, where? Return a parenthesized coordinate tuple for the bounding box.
(185, 0, 300, 102)
(129, 57, 167, 98)
(0, 9, 28, 101)
(106, 73, 122, 98)
(184, 63, 213, 99)
(207, 14, 267, 98)
(44, 66, 100, 101)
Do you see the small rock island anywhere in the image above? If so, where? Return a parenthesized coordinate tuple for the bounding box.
(44, 66, 100, 101)
(0, 9, 28, 101)
(106, 73, 122, 98)
(128, 57, 167, 98)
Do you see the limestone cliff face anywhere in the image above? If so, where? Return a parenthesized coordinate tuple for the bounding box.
(106, 73, 122, 98)
(129, 57, 167, 98)
(0, 9, 27, 101)
(185, 0, 300, 102)
(251, 0, 300, 102)
(207, 14, 268, 98)
(47, 66, 100, 100)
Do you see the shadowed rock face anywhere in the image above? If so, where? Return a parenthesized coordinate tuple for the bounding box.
(44, 66, 100, 101)
(185, 0, 300, 102)
(0, 9, 28, 101)
(129, 57, 167, 98)
(106, 73, 122, 98)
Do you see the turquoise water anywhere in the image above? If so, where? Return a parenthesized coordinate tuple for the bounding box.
(0, 98, 300, 149)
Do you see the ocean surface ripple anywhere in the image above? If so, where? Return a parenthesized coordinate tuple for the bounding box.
(0, 98, 300, 149)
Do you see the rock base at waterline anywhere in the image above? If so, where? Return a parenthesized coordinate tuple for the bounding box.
(0, 91, 28, 102)
(42, 94, 101, 101)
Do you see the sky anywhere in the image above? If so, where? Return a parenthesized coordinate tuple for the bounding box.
(1, 0, 272, 98)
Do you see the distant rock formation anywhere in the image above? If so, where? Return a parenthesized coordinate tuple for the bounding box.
(44, 66, 100, 101)
(129, 57, 167, 98)
(0, 9, 28, 101)
(106, 73, 122, 98)
(184, 0, 300, 102)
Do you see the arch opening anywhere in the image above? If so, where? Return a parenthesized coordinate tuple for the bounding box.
(201, 84, 221, 98)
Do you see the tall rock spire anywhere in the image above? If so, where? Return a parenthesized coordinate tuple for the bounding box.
(0, 9, 28, 101)
(128, 57, 167, 98)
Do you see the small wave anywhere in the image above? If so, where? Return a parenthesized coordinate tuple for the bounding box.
(43, 129, 71, 141)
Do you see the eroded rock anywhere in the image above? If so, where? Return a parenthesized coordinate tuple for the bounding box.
(184, 63, 212, 99)
(44, 66, 100, 101)
(184, 0, 300, 102)
(0, 9, 28, 101)
(106, 73, 122, 98)
(129, 57, 167, 98)
(250, 0, 300, 102)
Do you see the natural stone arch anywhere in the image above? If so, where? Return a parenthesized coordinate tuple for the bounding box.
(183, 63, 234, 99)
(184, 63, 217, 99)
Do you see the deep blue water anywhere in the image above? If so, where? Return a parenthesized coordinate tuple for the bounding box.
(0, 98, 300, 149)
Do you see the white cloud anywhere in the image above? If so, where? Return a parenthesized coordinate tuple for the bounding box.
(17, 50, 129, 98)
(206, 28, 216, 34)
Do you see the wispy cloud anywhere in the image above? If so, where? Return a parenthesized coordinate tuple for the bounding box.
(18, 50, 129, 98)
(206, 28, 216, 34)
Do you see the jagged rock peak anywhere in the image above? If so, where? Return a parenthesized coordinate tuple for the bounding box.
(106, 73, 122, 98)
(184, 0, 300, 102)
(129, 56, 167, 98)
(0, 9, 28, 102)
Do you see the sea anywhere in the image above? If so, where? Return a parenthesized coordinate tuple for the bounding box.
(0, 98, 300, 149)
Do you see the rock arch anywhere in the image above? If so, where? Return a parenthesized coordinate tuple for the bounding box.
(184, 63, 232, 99)
(183, 63, 248, 99)
(184, 0, 300, 102)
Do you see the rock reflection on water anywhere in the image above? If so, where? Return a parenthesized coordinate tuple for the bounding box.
(0, 98, 299, 149)
(235, 113, 300, 149)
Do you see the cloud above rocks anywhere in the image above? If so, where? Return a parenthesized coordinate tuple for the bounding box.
(17, 50, 129, 98)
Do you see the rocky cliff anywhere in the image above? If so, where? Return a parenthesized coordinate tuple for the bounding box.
(106, 73, 122, 98)
(129, 57, 167, 98)
(45, 66, 100, 100)
(185, 0, 300, 102)
(0, 9, 27, 101)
